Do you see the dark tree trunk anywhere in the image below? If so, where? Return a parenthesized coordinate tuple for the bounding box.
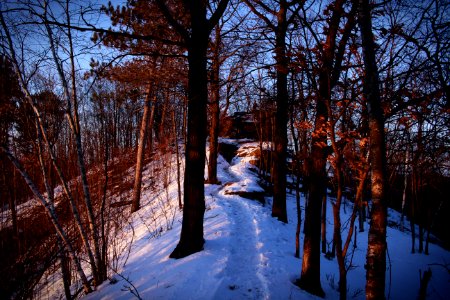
(170, 2, 209, 259)
(418, 269, 432, 300)
(173, 110, 183, 209)
(207, 25, 221, 185)
(321, 194, 327, 254)
(295, 173, 302, 258)
(410, 195, 416, 253)
(298, 1, 347, 295)
(57, 236, 72, 300)
(416, 121, 424, 254)
(290, 108, 301, 258)
(358, 0, 388, 299)
(357, 170, 368, 233)
(418, 223, 424, 254)
(359, 203, 365, 232)
(332, 160, 347, 300)
(297, 93, 327, 298)
(100, 118, 109, 280)
(271, 3, 288, 223)
(2, 165, 19, 247)
(159, 0, 229, 258)
(425, 229, 430, 255)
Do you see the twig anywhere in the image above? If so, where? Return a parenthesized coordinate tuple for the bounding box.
(112, 270, 143, 300)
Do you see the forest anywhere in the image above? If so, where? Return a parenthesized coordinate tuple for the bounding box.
(0, 0, 449, 299)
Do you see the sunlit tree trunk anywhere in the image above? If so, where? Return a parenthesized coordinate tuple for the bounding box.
(298, 0, 348, 295)
(132, 84, 156, 213)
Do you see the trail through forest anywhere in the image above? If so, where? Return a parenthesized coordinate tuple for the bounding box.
(211, 143, 269, 299)
(74, 140, 450, 300)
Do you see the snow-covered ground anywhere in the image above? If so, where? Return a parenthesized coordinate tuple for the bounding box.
(49, 139, 449, 299)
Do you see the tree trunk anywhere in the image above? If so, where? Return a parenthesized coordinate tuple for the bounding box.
(321, 194, 327, 254)
(2, 164, 19, 246)
(290, 105, 302, 258)
(357, 170, 369, 234)
(418, 269, 432, 300)
(207, 24, 221, 185)
(298, 0, 348, 294)
(173, 110, 183, 209)
(295, 173, 302, 258)
(132, 84, 155, 213)
(271, 2, 288, 223)
(166, 0, 229, 258)
(425, 229, 430, 255)
(99, 112, 109, 280)
(170, 3, 209, 259)
(297, 94, 327, 297)
(332, 160, 347, 300)
(400, 147, 409, 232)
(57, 236, 72, 300)
(358, 0, 388, 298)
(410, 189, 416, 254)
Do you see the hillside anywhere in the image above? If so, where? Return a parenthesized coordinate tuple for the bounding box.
(43, 139, 449, 299)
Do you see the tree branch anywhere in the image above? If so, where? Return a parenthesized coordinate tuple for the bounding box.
(207, 0, 231, 33)
(155, 0, 190, 43)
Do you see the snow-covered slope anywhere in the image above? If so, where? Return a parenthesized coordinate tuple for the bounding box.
(78, 139, 449, 300)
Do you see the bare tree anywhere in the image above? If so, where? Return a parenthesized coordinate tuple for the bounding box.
(131, 82, 156, 213)
(154, 0, 230, 258)
(297, 0, 351, 296)
(356, 0, 388, 298)
(243, 0, 304, 223)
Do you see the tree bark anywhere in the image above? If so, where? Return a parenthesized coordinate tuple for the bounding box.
(173, 110, 183, 209)
(132, 84, 155, 213)
(298, 1, 347, 295)
(242, 0, 295, 223)
(418, 269, 432, 300)
(2, 163, 19, 245)
(297, 96, 327, 297)
(400, 145, 409, 232)
(357, 0, 388, 299)
(321, 194, 327, 254)
(207, 24, 221, 185)
(271, 1, 289, 223)
(155, 0, 229, 259)
(290, 106, 301, 258)
(170, 1, 209, 259)
(57, 235, 72, 300)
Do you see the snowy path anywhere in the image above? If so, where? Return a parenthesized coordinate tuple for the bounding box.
(208, 142, 313, 300)
(207, 142, 271, 299)
(213, 193, 269, 299)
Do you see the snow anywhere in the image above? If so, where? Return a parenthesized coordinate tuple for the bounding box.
(50, 139, 449, 299)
